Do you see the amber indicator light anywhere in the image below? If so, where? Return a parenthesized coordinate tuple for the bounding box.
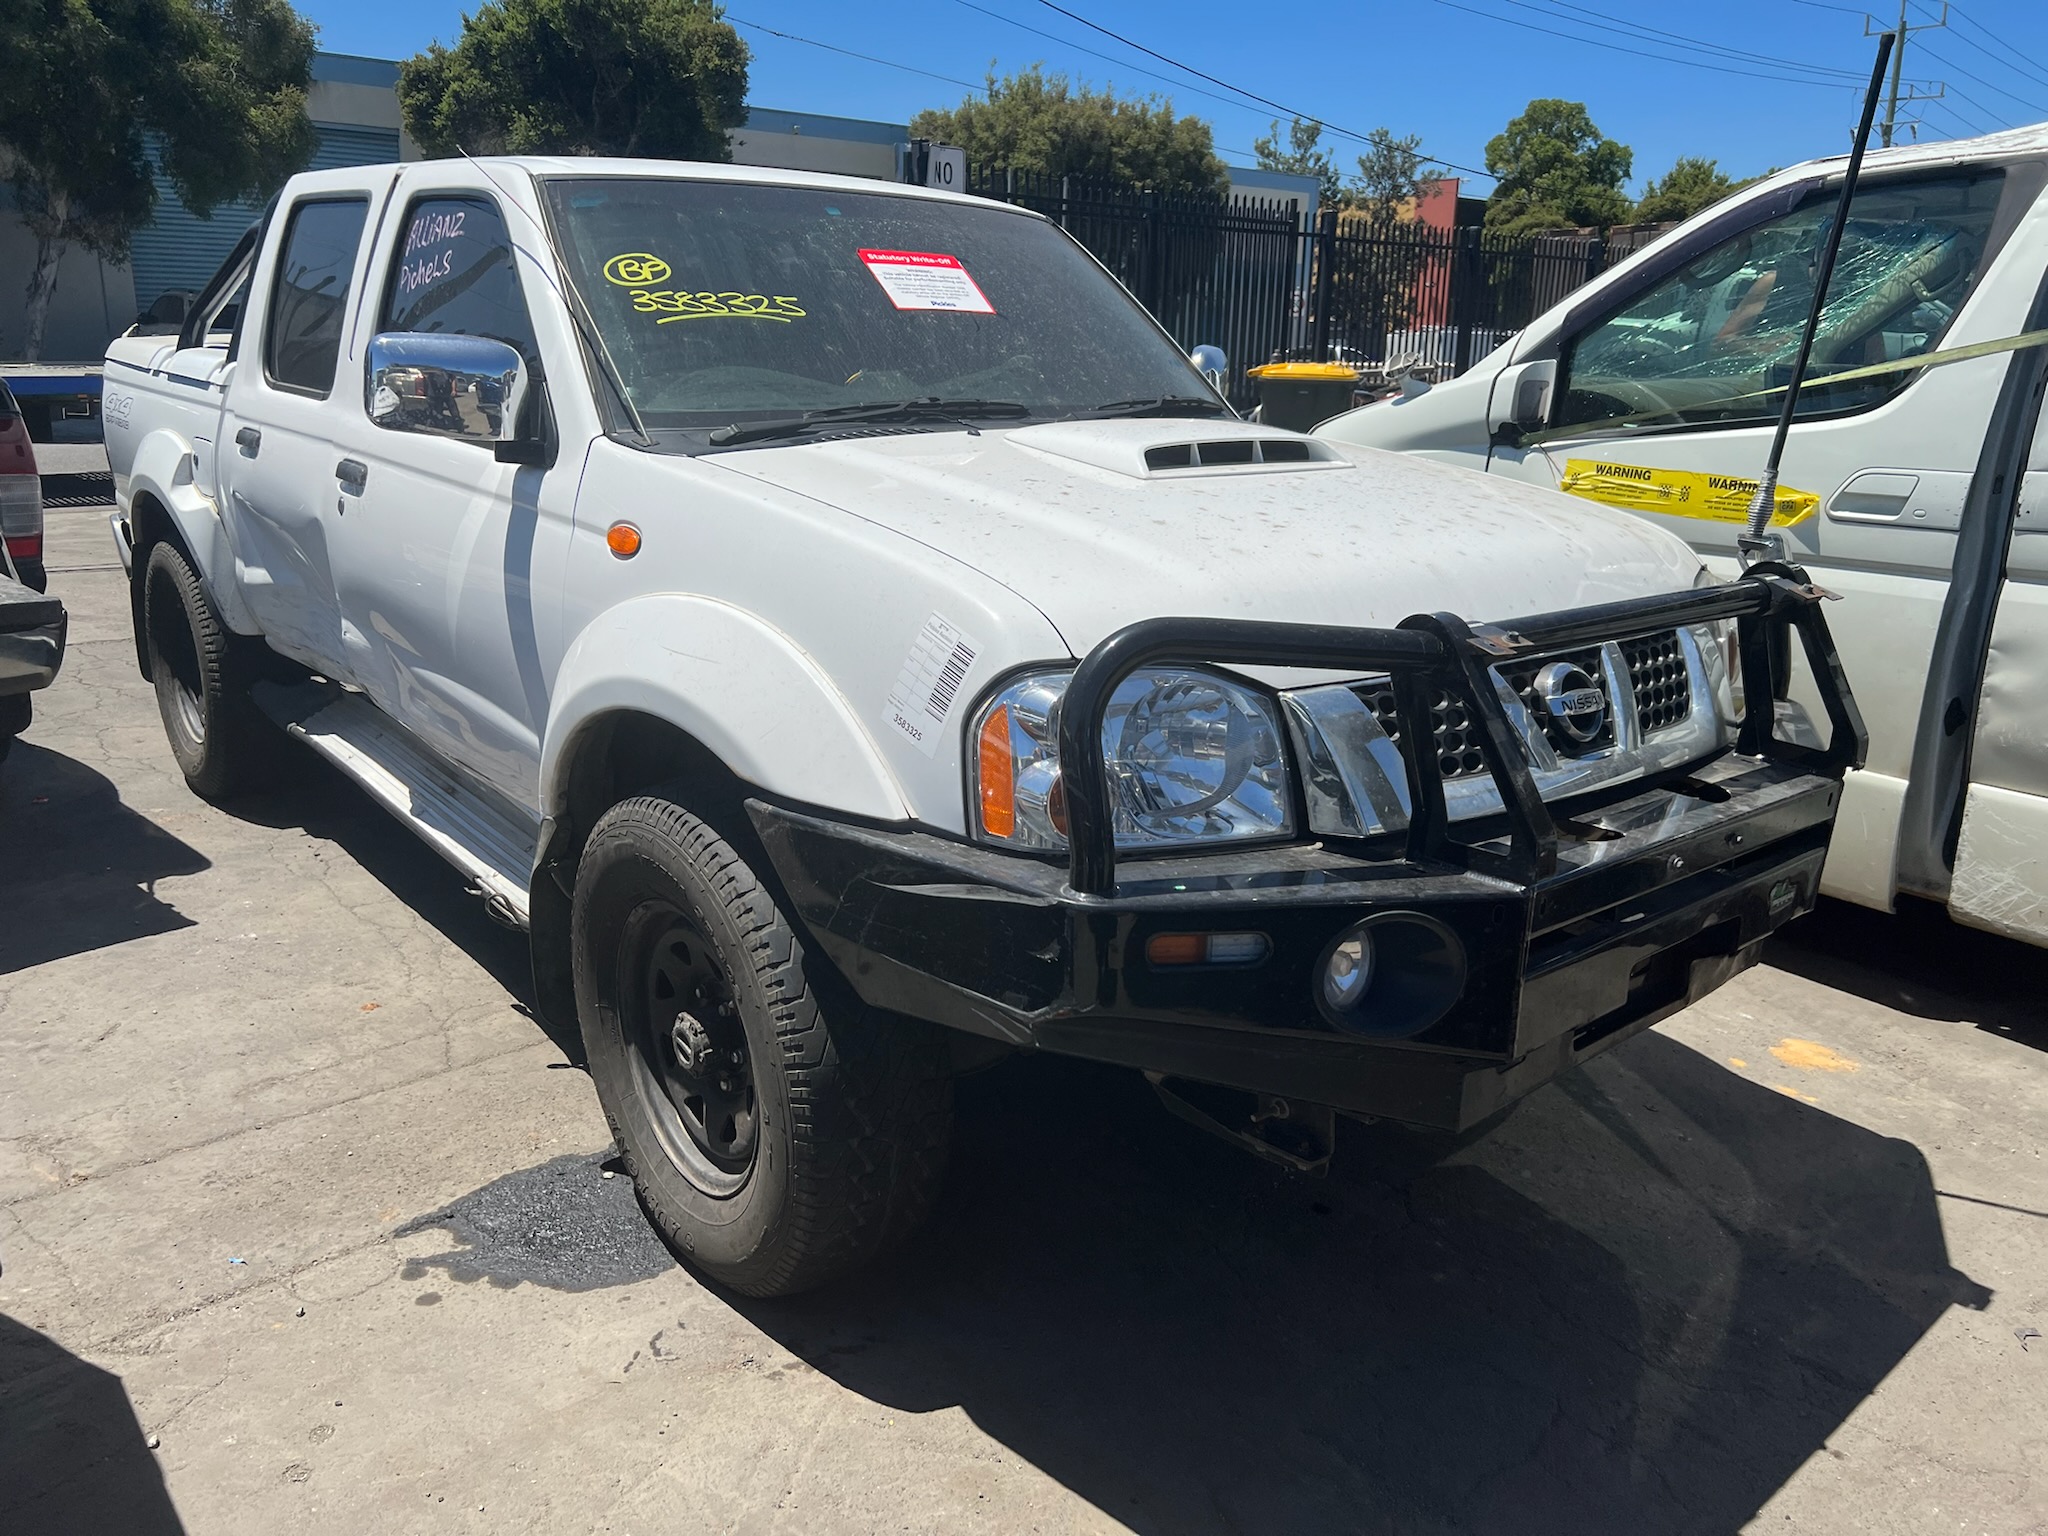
(606, 522, 642, 558)
(978, 705, 1016, 837)
(1147, 932, 1271, 967)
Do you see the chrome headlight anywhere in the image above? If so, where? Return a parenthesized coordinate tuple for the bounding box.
(970, 667, 1294, 850)
(1689, 566, 1743, 730)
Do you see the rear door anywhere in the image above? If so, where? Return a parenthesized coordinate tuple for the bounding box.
(1493, 167, 2030, 912)
(217, 180, 379, 673)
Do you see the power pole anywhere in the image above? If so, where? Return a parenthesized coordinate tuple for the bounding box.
(1869, 0, 1949, 146)
(1883, 0, 1909, 145)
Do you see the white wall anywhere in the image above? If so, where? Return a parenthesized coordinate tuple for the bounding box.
(0, 209, 137, 362)
(727, 128, 897, 180)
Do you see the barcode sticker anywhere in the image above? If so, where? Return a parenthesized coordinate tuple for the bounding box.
(884, 613, 979, 758)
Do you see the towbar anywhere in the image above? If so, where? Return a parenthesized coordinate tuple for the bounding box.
(1058, 562, 1866, 898)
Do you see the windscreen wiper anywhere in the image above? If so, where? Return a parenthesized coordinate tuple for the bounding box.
(707, 398, 1030, 447)
(1080, 395, 1232, 419)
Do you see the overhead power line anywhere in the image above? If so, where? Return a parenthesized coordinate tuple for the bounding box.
(1916, 42, 2047, 115)
(1027, 0, 1497, 179)
(951, 0, 1332, 135)
(1937, 82, 2017, 128)
(1510, 0, 1904, 83)
(725, 18, 988, 96)
(1934, 1, 2048, 94)
(1430, 0, 1893, 89)
(1924, 96, 1992, 136)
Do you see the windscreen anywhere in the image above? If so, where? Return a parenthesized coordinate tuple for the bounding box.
(542, 177, 1213, 429)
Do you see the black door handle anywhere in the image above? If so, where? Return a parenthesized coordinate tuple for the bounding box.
(235, 427, 261, 456)
(336, 458, 368, 493)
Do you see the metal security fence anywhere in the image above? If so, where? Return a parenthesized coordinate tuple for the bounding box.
(968, 167, 1663, 406)
(968, 167, 1304, 405)
(1313, 218, 1637, 377)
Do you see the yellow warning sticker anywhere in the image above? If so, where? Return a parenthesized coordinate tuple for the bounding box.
(1559, 459, 1819, 528)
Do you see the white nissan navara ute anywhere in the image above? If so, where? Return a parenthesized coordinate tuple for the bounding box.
(102, 159, 1864, 1296)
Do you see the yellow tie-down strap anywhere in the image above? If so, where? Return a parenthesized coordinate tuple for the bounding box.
(1558, 459, 1820, 528)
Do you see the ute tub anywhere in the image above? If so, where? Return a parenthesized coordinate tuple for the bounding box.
(750, 566, 1864, 1133)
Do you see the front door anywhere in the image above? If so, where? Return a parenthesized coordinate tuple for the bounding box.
(1952, 380, 2048, 941)
(327, 188, 570, 810)
(1491, 168, 2022, 911)
(218, 192, 375, 674)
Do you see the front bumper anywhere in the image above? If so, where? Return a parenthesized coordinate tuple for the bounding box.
(753, 754, 1836, 1132)
(756, 564, 1864, 1134)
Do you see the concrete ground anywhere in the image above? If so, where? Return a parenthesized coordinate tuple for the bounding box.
(3, 474, 2045, 1536)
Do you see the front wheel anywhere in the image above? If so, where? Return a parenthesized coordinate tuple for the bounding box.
(572, 795, 952, 1296)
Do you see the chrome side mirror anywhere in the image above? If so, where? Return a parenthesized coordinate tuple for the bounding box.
(367, 332, 528, 449)
(1190, 343, 1228, 394)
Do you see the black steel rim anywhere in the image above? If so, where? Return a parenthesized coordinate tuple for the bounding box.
(618, 899, 758, 1197)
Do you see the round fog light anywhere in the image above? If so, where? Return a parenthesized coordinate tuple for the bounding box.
(1322, 932, 1375, 1012)
(1313, 913, 1468, 1038)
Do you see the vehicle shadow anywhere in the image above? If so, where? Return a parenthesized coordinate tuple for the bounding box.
(216, 743, 575, 1059)
(1765, 895, 2048, 1053)
(738, 1032, 1989, 1536)
(0, 742, 208, 975)
(0, 1312, 185, 1534)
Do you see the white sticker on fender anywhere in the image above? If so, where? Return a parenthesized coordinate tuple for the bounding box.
(884, 613, 979, 758)
(858, 248, 995, 314)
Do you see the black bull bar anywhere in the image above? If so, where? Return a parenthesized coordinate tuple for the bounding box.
(748, 562, 1864, 1136)
(1056, 561, 1867, 897)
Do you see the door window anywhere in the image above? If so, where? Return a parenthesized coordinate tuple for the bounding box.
(378, 196, 539, 361)
(1554, 173, 2003, 435)
(264, 199, 371, 397)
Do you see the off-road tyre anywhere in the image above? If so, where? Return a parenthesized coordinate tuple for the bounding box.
(573, 794, 953, 1297)
(142, 541, 284, 801)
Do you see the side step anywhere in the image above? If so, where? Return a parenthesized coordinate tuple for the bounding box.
(254, 681, 537, 928)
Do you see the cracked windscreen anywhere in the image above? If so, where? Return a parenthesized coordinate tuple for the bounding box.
(1555, 172, 2003, 433)
(541, 176, 1217, 431)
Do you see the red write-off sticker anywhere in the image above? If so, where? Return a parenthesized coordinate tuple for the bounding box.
(857, 249, 995, 314)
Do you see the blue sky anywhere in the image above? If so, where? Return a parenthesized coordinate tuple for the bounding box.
(307, 0, 2048, 195)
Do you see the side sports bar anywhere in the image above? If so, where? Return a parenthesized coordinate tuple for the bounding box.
(757, 565, 1864, 1158)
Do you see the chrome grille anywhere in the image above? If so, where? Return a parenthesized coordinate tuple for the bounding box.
(1499, 646, 1616, 756)
(1620, 631, 1693, 734)
(1353, 679, 1489, 779)
(1349, 629, 1690, 781)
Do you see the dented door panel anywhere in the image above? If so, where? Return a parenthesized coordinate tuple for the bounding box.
(1953, 447, 2048, 939)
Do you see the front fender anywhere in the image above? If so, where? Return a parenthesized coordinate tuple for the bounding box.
(125, 426, 262, 636)
(542, 594, 910, 822)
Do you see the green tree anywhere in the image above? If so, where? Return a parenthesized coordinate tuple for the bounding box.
(1253, 116, 1341, 207)
(911, 66, 1227, 196)
(1483, 98, 1632, 236)
(399, 0, 748, 159)
(1351, 127, 1444, 222)
(0, 0, 316, 359)
(1634, 156, 1737, 224)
